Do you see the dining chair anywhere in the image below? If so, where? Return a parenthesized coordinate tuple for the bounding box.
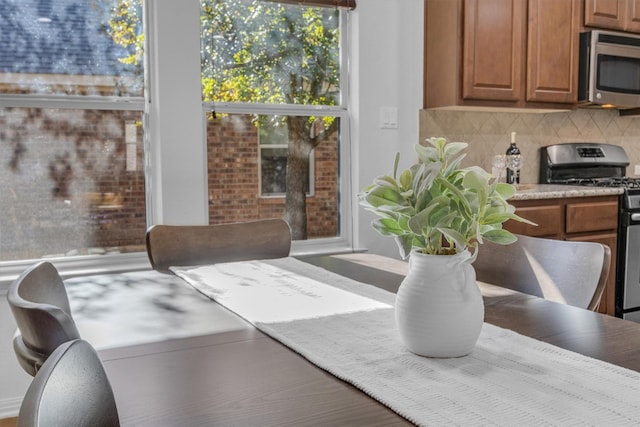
(17, 339, 120, 427)
(7, 261, 81, 376)
(474, 234, 611, 311)
(146, 218, 292, 273)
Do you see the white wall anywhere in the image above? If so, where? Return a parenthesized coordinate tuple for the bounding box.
(0, 0, 425, 416)
(351, 0, 424, 259)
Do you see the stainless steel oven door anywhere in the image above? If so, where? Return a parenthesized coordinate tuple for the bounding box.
(622, 213, 640, 311)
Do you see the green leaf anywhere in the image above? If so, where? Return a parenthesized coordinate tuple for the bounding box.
(437, 177, 472, 218)
(442, 141, 468, 159)
(425, 136, 447, 151)
(399, 168, 413, 191)
(373, 175, 400, 189)
(393, 152, 400, 179)
(481, 228, 518, 245)
(415, 143, 439, 163)
(407, 203, 438, 235)
(365, 186, 406, 207)
(495, 182, 517, 199)
(372, 218, 405, 236)
(395, 234, 414, 260)
(442, 152, 467, 177)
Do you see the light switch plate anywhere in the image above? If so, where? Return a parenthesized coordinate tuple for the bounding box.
(635, 165, 640, 176)
(379, 107, 398, 129)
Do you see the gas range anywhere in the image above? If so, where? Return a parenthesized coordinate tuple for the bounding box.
(540, 142, 640, 321)
(539, 142, 640, 208)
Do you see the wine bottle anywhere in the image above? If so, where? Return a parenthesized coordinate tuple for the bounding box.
(506, 132, 521, 184)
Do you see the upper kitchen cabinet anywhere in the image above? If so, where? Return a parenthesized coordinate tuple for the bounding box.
(424, 0, 581, 109)
(461, 0, 526, 102)
(585, 0, 640, 33)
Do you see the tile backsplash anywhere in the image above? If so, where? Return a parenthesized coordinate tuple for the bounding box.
(419, 109, 640, 183)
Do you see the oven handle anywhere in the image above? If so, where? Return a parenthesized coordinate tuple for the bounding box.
(632, 213, 640, 222)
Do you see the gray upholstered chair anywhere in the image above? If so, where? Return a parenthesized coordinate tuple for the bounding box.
(17, 339, 120, 427)
(7, 261, 81, 376)
(146, 219, 292, 273)
(474, 234, 610, 311)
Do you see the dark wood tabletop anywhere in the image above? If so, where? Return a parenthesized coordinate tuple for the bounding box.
(99, 253, 640, 426)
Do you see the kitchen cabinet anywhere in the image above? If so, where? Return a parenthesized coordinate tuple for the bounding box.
(505, 195, 618, 316)
(424, 0, 581, 109)
(585, 0, 640, 33)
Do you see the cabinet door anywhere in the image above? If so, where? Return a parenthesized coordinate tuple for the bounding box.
(505, 204, 564, 238)
(625, 0, 640, 32)
(526, 0, 580, 103)
(565, 200, 618, 233)
(462, 0, 526, 101)
(585, 0, 626, 30)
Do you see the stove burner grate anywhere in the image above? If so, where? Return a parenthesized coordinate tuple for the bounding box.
(562, 177, 640, 189)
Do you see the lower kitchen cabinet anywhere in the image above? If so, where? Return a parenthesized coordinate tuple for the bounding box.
(505, 195, 619, 315)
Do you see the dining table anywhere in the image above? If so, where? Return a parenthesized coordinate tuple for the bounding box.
(97, 253, 640, 426)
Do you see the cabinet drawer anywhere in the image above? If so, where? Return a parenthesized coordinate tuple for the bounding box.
(506, 205, 563, 237)
(566, 201, 618, 233)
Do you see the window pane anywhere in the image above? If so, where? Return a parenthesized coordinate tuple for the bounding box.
(201, 0, 340, 106)
(0, 0, 144, 96)
(259, 116, 312, 196)
(0, 108, 146, 261)
(207, 113, 339, 240)
(260, 147, 288, 195)
(0, 0, 145, 263)
(201, 1, 344, 241)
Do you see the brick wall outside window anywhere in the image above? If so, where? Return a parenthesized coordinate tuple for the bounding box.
(207, 114, 339, 238)
(0, 110, 339, 261)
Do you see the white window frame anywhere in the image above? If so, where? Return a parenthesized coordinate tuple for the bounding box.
(202, 7, 353, 255)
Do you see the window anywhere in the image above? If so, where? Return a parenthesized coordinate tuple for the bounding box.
(0, 0, 145, 263)
(201, 0, 350, 242)
(259, 115, 314, 197)
(0, 0, 356, 274)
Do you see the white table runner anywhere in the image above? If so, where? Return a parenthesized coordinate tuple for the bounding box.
(173, 257, 640, 426)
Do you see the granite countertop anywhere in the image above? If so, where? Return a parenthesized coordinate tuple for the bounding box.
(511, 184, 624, 201)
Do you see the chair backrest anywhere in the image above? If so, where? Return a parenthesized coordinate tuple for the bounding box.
(474, 234, 610, 311)
(146, 219, 292, 273)
(7, 262, 81, 376)
(18, 339, 120, 427)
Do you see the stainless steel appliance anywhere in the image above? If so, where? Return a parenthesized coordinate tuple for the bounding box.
(540, 142, 640, 321)
(579, 30, 640, 109)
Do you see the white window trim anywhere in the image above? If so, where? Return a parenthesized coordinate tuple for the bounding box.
(202, 7, 353, 254)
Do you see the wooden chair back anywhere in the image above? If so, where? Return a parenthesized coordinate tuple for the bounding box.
(146, 219, 292, 273)
(474, 234, 610, 311)
(7, 262, 81, 376)
(18, 339, 120, 427)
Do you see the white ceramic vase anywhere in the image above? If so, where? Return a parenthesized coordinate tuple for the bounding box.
(395, 250, 484, 358)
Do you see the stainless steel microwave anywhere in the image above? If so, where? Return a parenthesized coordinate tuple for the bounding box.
(579, 30, 640, 109)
